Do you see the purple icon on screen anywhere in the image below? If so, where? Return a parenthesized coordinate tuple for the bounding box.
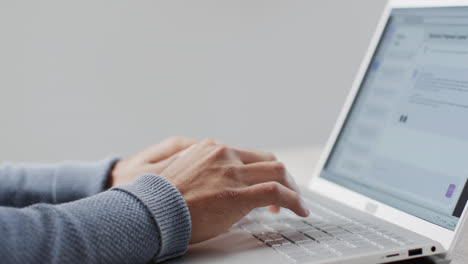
(446, 184, 456, 198)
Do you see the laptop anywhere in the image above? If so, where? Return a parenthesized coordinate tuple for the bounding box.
(169, 1, 468, 263)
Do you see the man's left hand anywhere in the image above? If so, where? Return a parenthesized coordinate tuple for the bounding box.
(108, 136, 198, 188)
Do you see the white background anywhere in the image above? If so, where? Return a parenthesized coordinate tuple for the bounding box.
(0, 0, 385, 162)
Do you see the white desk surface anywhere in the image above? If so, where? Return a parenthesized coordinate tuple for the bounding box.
(272, 146, 323, 187)
(273, 146, 466, 264)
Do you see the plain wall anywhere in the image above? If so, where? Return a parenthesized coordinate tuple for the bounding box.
(0, 0, 386, 162)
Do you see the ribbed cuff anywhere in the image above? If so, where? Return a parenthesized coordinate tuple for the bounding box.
(115, 174, 191, 263)
(54, 158, 119, 203)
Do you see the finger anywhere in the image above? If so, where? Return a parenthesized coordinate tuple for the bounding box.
(231, 148, 276, 164)
(240, 161, 300, 193)
(240, 182, 309, 217)
(268, 205, 281, 214)
(147, 154, 181, 174)
(177, 144, 196, 157)
(141, 137, 198, 163)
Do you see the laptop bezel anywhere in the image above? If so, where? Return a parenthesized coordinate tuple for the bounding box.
(307, 0, 468, 251)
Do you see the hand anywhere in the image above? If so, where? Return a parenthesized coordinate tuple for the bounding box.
(109, 137, 198, 188)
(160, 139, 309, 244)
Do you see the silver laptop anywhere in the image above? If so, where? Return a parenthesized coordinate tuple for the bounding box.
(169, 1, 468, 263)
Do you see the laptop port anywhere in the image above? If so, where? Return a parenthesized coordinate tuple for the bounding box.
(386, 253, 400, 258)
(408, 248, 423, 256)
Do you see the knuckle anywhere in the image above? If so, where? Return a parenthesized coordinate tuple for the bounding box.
(203, 138, 217, 145)
(222, 165, 239, 177)
(218, 144, 229, 151)
(272, 161, 286, 175)
(214, 144, 230, 157)
(266, 152, 277, 161)
(264, 182, 281, 196)
(226, 189, 240, 199)
(215, 189, 240, 200)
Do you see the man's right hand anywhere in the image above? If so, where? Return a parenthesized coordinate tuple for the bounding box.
(160, 139, 309, 244)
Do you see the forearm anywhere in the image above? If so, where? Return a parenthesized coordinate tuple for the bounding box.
(0, 175, 191, 264)
(0, 158, 118, 207)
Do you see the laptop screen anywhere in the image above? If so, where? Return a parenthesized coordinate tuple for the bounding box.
(320, 7, 468, 230)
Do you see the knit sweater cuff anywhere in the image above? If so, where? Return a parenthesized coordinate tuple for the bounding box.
(54, 158, 119, 203)
(116, 174, 192, 262)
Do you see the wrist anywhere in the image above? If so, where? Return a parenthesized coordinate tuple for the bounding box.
(114, 174, 192, 262)
(55, 158, 120, 202)
(107, 158, 129, 189)
(106, 160, 118, 189)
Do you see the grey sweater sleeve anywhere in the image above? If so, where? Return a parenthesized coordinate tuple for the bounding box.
(0, 158, 119, 207)
(0, 174, 192, 263)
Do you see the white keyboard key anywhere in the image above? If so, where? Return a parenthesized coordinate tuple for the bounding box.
(282, 232, 312, 243)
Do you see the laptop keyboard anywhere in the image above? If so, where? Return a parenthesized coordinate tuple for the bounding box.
(235, 201, 414, 263)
